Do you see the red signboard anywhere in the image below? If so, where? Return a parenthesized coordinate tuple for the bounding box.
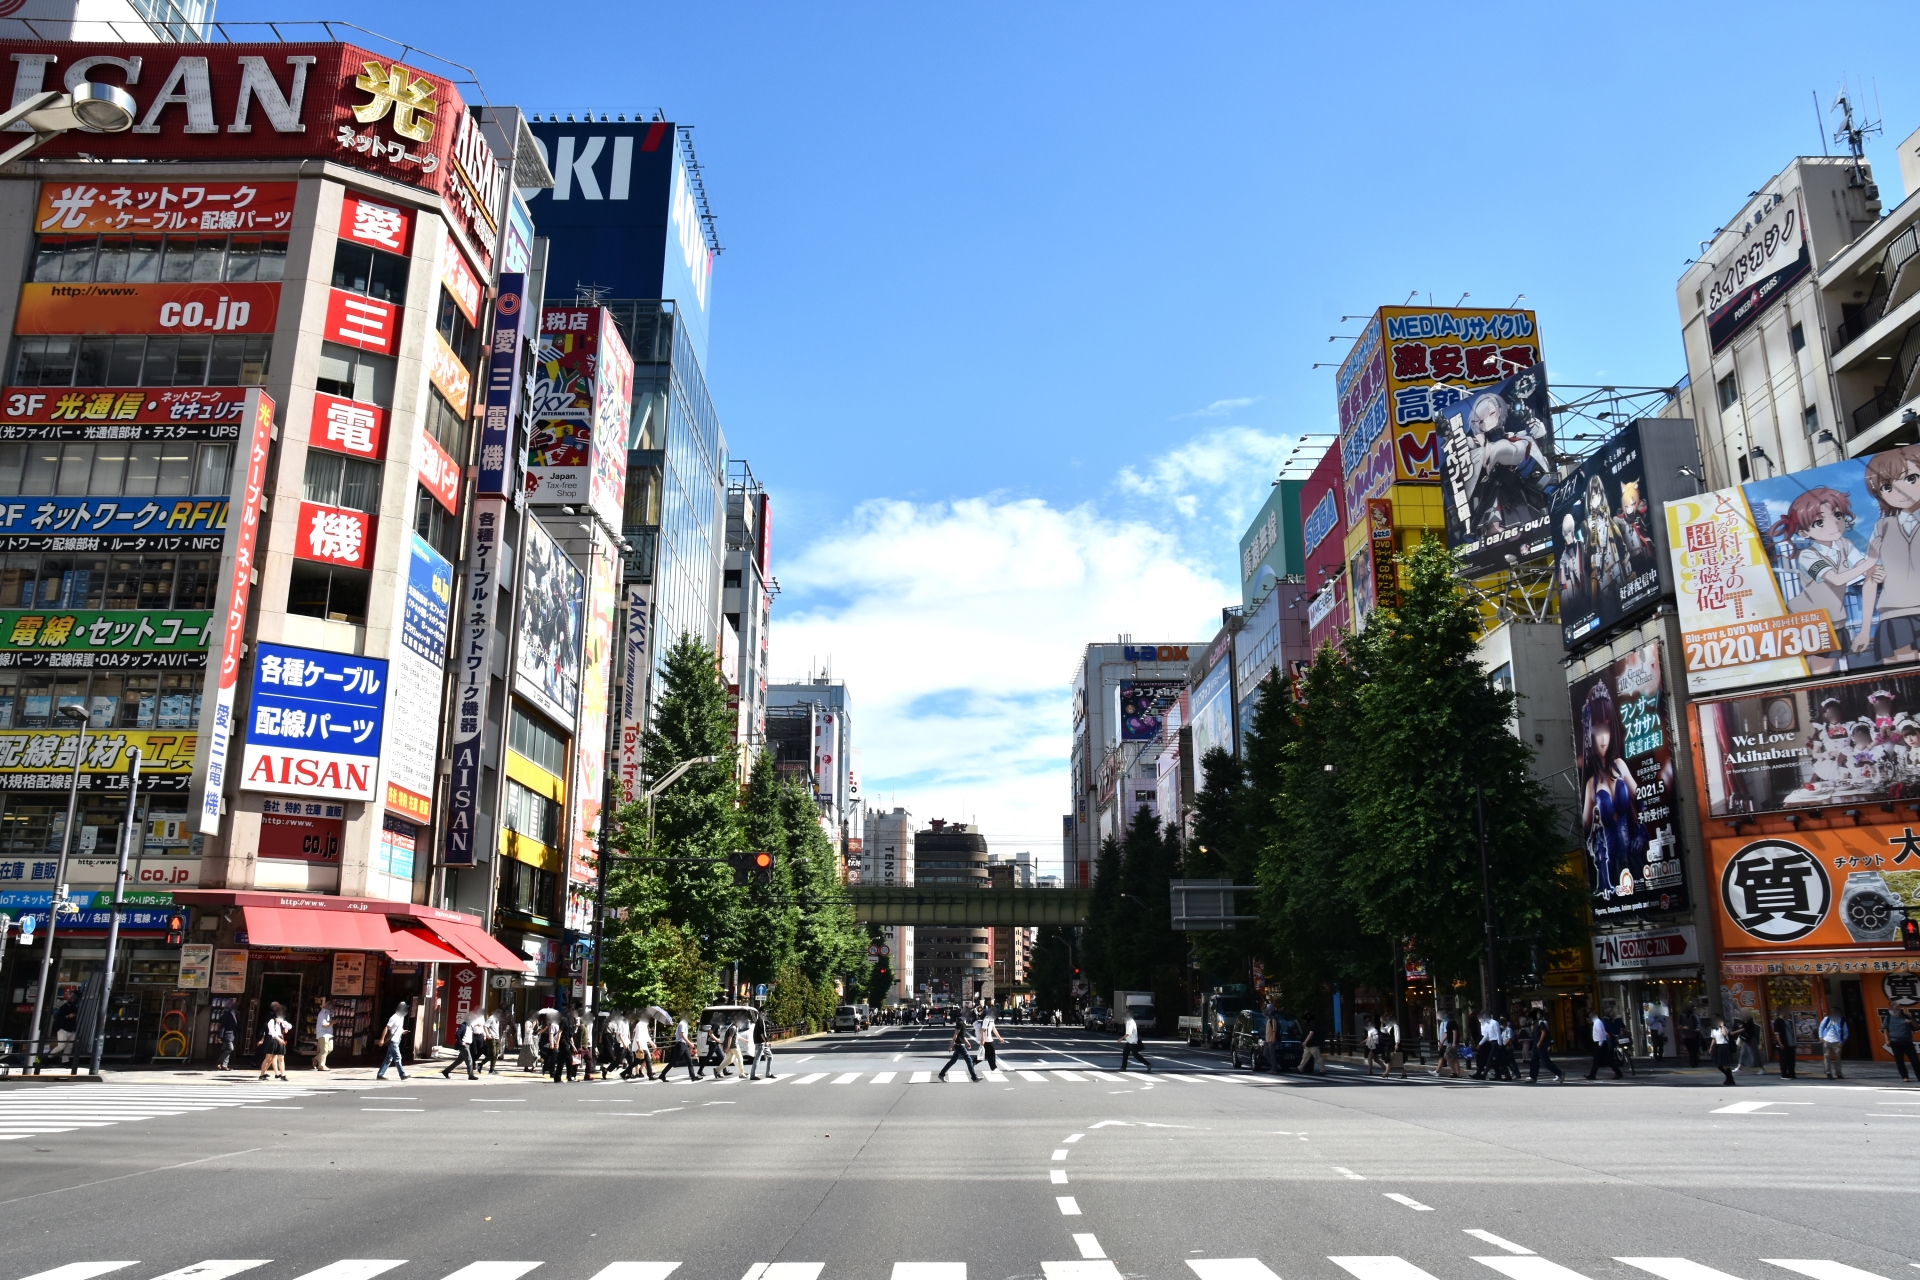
(15, 282, 279, 336)
(440, 239, 482, 327)
(201, 389, 275, 836)
(416, 428, 461, 515)
(309, 392, 386, 462)
(445, 963, 481, 1044)
(2, 386, 248, 425)
(323, 288, 399, 355)
(35, 181, 297, 236)
(425, 328, 472, 417)
(340, 191, 412, 256)
(296, 502, 373, 571)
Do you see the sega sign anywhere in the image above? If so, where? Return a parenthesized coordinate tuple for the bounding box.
(1122, 645, 1189, 662)
(1302, 488, 1339, 558)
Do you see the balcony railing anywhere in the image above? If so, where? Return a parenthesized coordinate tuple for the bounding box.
(1836, 223, 1920, 351)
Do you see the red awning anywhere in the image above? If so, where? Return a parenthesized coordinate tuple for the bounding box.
(419, 917, 529, 971)
(242, 906, 393, 951)
(385, 925, 468, 964)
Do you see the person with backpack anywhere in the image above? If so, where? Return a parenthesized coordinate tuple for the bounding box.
(1818, 1010, 1848, 1079)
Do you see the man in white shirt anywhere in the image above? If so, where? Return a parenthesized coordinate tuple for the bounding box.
(631, 1011, 656, 1080)
(1818, 1012, 1848, 1079)
(1585, 1012, 1621, 1080)
(1118, 1011, 1152, 1072)
(313, 1001, 334, 1072)
(483, 1010, 501, 1075)
(376, 1001, 409, 1080)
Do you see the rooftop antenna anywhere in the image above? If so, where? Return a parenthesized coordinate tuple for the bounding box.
(1830, 82, 1881, 186)
(574, 282, 609, 305)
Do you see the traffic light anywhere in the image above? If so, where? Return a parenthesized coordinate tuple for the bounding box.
(750, 851, 775, 885)
(164, 913, 185, 946)
(725, 851, 751, 886)
(1902, 917, 1919, 951)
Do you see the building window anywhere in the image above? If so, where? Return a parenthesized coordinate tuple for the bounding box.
(1790, 322, 1807, 353)
(0, 551, 220, 611)
(503, 777, 561, 848)
(0, 440, 231, 496)
(423, 388, 467, 467)
(499, 855, 557, 920)
(330, 240, 408, 303)
(508, 704, 567, 777)
(436, 287, 481, 367)
(315, 342, 396, 407)
(30, 234, 286, 285)
(1804, 404, 1821, 436)
(414, 484, 457, 561)
(1717, 372, 1739, 411)
(286, 561, 369, 625)
(301, 449, 382, 514)
(11, 335, 270, 388)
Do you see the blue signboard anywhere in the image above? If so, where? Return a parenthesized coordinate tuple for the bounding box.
(477, 272, 527, 498)
(402, 534, 453, 664)
(524, 120, 713, 369)
(239, 642, 388, 801)
(0, 495, 227, 549)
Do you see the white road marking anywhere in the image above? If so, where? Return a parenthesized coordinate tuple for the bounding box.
(1052, 1149, 1069, 1160)
(1617, 1260, 1747, 1280)
(831, 1073, 860, 1084)
(790, 1073, 828, 1085)
(1043, 1264, 1120, 1280)
(436, 1265, 542, 1280)
(871, 1072, 897, 1084)
(1712, 1101, 1812, 1115)
(761, 1266, 823, 1280)
(1766, 1265, 1893, 1280)
(1085, 1071, 1122, 1082)
(1056, 1196, 1082, 1215)
(288, 1263, 409, 1280)
(986, 1072, 1009, 1082)
(1065, 1133, 1084, 1143)
(147, 1266, 273, 1280)
(1465, 1232, 1534, 1256)
(1090, 1121, 1132, 1129)
(586, 1267, 680, 1280)
(1019, 1071, 1048, 1083)
(910, 1072, 933, 1084)
(360, 1109, 424, 1113)
(1475, 1258, 1600, 1280)
(1332, 1166, 1366, 1180)
(1073, 1237, 1105, 1260)
(1051, 1169, 1069, 1184)
(1187, 1261, 1284, 1280)
(1384, 1193, 1433, 1211)
(238, 1106, 303, 1110)
(891, 1266, 964, 1280)
(1330, 1259, 1443, 1280)
(17, 1266, 140, 1280)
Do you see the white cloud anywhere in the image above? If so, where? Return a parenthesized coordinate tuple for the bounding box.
(1176, 396, 1260, 419)
(771, 428, 1294, 875)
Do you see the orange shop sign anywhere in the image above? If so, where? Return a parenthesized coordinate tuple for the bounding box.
(1711, 820, 1920, 952)
(15, 282, 279, 335)
(425, 328, 471, 418)
(36, 181, 297, 236)
(415, 428, 460, 515)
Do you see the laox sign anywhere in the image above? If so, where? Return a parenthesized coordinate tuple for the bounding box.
(1123, 645, 1188, 662)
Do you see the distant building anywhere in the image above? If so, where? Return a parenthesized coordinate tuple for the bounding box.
(768, 677, 852, 838)
(914, 819, 988, 1002)
(1067, 642, 1199, 884)
(863, 805, 914, 1004)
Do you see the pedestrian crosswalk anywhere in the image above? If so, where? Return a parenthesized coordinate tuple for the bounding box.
(0, 1084, 320, 1139)
(749, 1068, 1248, 1086)
(8, 1255, 1906, 1280)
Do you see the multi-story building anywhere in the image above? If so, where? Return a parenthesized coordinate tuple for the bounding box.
(913, 818, 987, 1002)
(721, 461, 771, 761)
(768, 676, 852, 838)
(1820, 128, 1920, 458)
(863, 804, 913, 1004)
(986, 850, 1033, 1001)
(2, 0, 211, 41)
(1066, 640, 1198, 884)
(0, 36, 532, 1063)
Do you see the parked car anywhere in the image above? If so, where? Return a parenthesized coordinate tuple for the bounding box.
(1230, 1009, 1304, 1071)
(1083, 1006, 1112, 1033)
(832, 1005, 862, 1032)
(697, 1004, 757, 1066)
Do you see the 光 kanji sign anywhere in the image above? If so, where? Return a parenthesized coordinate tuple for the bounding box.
(240, 641, 388, 802)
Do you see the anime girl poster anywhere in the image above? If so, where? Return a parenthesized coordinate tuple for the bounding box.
(1569, 639, 1689, 919)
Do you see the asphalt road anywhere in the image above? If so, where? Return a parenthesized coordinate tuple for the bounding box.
(0, 1026, 1911, 1280)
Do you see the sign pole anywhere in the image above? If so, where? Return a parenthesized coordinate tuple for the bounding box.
(26, 714, 89, 1073)
(90, 750, 141, 1076)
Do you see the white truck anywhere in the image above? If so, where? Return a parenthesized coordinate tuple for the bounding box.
(1111, 990, 1158, 1036)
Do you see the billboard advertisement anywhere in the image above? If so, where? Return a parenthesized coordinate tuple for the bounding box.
(528, 306, 632, 530)
(515, 517, 583, 730)
(35, 180, 297, 235)
(1438, 363, 1556, 572)
(1380, 307, 1541, 483)
(616, 583, 651, 805)
(1237, 481, 1302, 610)
(1188, 660, 1234, 793)
(0, 728, 194, 791)
(1367, 498, 1397, 611)
(239, 642, 388, 803)
(1665, 449, 1920, 695)
(1554, 425, 1662, 649)
(378, 533, 453, 825)
(523, 120, 713, 369)
(441, 496, 505, 866)
(476, 273, 527, 499)
(0, 386, 249, 438)
(14, 282, 279, 336)
(197, 388, 274, 834)
(569, 526, 618, 894)
(0, 610, 210, 668)
(1697, 668, 1920, 817)
(1570, 640, 1688, 919)
(0, 497, 225, 553)
(1300, 442, 1349, 650)
(1119, 680, 1183, 742)
(1342, 428, 1394, 533)
(1707, 191, 1810, 354)
(1711, 821, 1920, 953)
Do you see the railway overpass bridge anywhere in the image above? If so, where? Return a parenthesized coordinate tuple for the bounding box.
(841, 886, 1093, 927)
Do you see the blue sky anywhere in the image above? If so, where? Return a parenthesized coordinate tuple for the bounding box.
(234, 0, 1917, 862)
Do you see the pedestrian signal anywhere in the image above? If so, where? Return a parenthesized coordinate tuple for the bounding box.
(750, 851, 775, 885)
(165, 913, 186, 946)
(1902, 917, 1920, 951)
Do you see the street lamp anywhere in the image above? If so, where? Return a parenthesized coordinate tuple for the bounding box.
(0, 83, 138, 166)
(27, 703, 92, 1073)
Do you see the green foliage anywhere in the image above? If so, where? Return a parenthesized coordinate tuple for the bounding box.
(736, 752, 799, 984)
(1027, 924, 1074, 1013)
(764, 962, 815, 1031)
(781, 772, 870, 994)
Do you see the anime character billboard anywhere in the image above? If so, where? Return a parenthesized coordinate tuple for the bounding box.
(1553, 424, 1662, 650)
(1570, 639, 1689, 919)
(1438, 363, 1556, 572)
(1697, 668, 1920, 816)
(1666, 448, 1920, 695)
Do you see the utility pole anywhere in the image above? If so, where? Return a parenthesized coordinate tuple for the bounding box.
(90, 750, 140, 1076)
(1476, 783, 1504, 1017)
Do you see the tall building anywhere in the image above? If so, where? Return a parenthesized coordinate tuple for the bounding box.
(913, 818, 987, 1002)
(768, 676, 852, 838)
(1, 0, 212, 42)
(1066, 641, 1198, 885)
(863, 805, 913, 1004)
(986, 850, 1033, 1002)
(721, 461, 771, 761)
(0, 36, 529, 1062)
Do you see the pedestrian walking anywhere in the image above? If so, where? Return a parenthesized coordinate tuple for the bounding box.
(720, 1020, 744, 1078)
(479, 1009, 501, 1075)
(1680, 1008, 1703, 1068)
(442, 1012, 481, 1080)
(1298, 1014, 1323, 1075)
(1772, 1010, 1798, 1080)
(313, 999, 333, 1072)
(1436, 1013, 1462, 1078)
(938, 1018, 980, 1081)
(1118, 1008, 1152, 1072)
(1585, 1010, 1622, 1080)
(214, 1002, 240, 1071)
(1710, 1018, 1737, 1086)
(1384, 1016, 1408, 1078)
(1886, 1007, 1920, 1081)
(375, 1001, 409, 1080)
(520, 1012, 542, 1073)
(980, 1008, 1004, 1072)
(1736, 1015, 1765, 1073)
(50, 994, 79, 1065)
(1818, 1010, 1848, 1079)
(1646, 1008, 1669, 1062)
(751, 1010, 776, 1080)
(660, 1017, 701, 1082)
(1473, 1009, 1498, 1080)
(1363, 1017, 1385, 1076)
(736, 1012, 757, 1081)
(1528, 1013, 1564, 1083)
(1493, 1017, 1517, 1081)
(532, 1008, 556, 1078)
(257, 1001, 291, 1081)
